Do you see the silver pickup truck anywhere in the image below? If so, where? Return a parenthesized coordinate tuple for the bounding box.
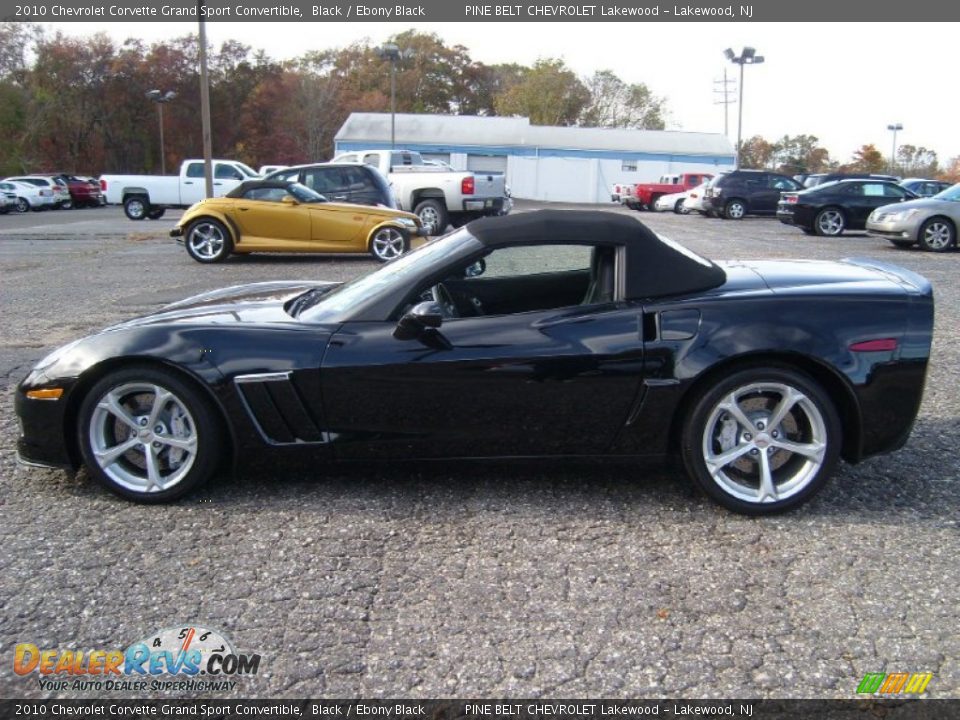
(332, 149, 509, 235)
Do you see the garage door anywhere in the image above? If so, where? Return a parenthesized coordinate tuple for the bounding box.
(467, 155, 508, 174)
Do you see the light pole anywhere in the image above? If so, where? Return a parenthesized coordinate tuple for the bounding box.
(377, 43, 413, 149)
(887, 123, 903, 174)
(723, 47, 765, 169)
(145, 89, 176, 175)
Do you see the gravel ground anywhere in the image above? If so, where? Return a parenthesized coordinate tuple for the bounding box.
(0, 202, 957, 699)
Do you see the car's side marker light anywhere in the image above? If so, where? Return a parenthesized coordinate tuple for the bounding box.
(26, 388, 63, 400)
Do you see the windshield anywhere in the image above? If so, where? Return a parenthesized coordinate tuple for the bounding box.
(933, 184, 960, 202)
(301, 230, 479, 322)
(287, 183, 327, 203)
(236, 162, 259, 178)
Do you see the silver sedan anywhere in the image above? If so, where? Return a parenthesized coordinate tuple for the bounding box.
(866, 183, 960, 252)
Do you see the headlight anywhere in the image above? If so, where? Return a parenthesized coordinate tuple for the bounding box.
(886, 210, 919, 222)
(395, 217, 417, 227)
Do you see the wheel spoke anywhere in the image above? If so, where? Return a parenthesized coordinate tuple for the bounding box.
(93, 437, 140, 466)
(705, 443, 753, 474)
(718, 394, 756, 433)
(98, 392, 141, 430)
(155, 434, 196, 452)
(767, 387, 804, 433)
(146, 387, 172, 426)
(772, 438, 825, 462)
(757, 450, 777, 502)
(144, 445, 163, 491)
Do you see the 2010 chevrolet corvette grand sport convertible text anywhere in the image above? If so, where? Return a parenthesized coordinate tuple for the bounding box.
(16, 211, 934, 514)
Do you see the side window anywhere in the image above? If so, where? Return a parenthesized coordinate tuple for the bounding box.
(768, 176, 793, 190)
(214, 164, 243, 180)
(270, 169, 300, 182)
(862, 183, 888, 197)
(882, 184, 907, 198)
(243, 187, 288, 202)
(362, 154, 379, 167)
(343, 166, 373, 190)
(841, 183, 863, 195)
(474, 244, 594, 280)
(303, 168, 341, 194)
(185, 163, 204, 178)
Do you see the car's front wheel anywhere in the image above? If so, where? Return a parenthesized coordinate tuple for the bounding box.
(414, 199, 448, 236)
(369, 226, 409, 262)
(185, 218, 233, 263)
(681, 366, 841, 515)
(918, 217, 956, 252)
(674, 199, 689, 214)
(78, 366, 223, 503)
(724, 199, 746, 220)
(815, 208, 845, 236)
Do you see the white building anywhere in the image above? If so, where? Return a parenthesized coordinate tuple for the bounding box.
(334, 113, 736, 204)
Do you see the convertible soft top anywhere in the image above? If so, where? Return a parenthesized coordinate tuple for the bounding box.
(225, 179, 296, 198)
(467, 210, 727, 299)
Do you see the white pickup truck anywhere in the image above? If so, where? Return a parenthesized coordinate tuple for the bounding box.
(331, 149, 508, 235)
(100, 159, 260, 220)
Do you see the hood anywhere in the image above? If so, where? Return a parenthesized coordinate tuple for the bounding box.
(874, 197, 958, 214)
(109, 281, 340, 329)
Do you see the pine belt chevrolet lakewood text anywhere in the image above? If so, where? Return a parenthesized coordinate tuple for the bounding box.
(16, 211, 934, 514)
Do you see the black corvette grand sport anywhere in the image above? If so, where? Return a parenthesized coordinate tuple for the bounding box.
(16, 211, 934, 514)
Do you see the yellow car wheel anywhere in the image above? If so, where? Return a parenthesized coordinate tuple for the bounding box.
(369, 226, 409, 262)
(185, 219, 233, 264)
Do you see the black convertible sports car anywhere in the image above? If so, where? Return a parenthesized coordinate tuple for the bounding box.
(16, 211, 934, 514)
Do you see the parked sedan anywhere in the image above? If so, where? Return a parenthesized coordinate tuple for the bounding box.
(0, 179, 56, 212)
(42, 173, 106, 207)
(265, 163, 395, 208)
(654, 188, 692, 213)
(866, 182, 960, 252)
(7, 175, 71, 209)
(17, 211, 933, 515)
(170, 179, 426, 263)
(777, 180, 917, 236)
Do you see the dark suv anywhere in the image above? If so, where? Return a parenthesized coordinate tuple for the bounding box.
(265, 163, 395, 209)
(703, 170, 803, 219)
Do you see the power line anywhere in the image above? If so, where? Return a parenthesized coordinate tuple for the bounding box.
(713, 68, 737, 139)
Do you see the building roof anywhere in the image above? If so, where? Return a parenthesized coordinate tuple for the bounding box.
(336, 113, 735, 158)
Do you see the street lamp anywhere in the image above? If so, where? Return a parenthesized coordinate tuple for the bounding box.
(377, 43, 414, 149)
(887, 123, 903, 174)
(723, 46, 765, 169)
(146, 89, 177, 175)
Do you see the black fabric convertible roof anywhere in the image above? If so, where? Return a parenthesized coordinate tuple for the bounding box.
(467, 210, 726, 299)
(225, 180, 295, 198)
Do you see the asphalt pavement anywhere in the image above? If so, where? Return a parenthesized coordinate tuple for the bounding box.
(0, 202, 957, 699)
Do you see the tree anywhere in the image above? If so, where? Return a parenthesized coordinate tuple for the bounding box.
(738, 135, 775, 169)
(494, 58, 590, 126)
(770, 134, 831, 175)
(846, 144, 886, 173)
(579, 69, 666, 129)
(941, 157, 960, 184)
(895, 144, 939, 178)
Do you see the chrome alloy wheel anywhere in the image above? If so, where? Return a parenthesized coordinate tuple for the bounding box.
(816, 209, 844, 236)
(701, 382, 827, 504)
(187, 222, 226, 260)
(922, 221, 953, 250)
(88, 382, 198, 493)
(726, 201, 745, 219)
(371, 227, 405, 261)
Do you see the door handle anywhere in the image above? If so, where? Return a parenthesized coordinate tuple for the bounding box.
(184, 181, 193, 185)
(238, 207, 249, 211)
(333, 195, 347, 200)
(214, 182, 223, 186)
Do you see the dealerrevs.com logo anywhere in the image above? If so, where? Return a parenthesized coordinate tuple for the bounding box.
(14, 625, 261, 692)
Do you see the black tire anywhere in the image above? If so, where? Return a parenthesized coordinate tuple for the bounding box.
(889, 239, 915, 249)
(16, 198, 30, 213)
(413, 199, 449, 236)
(724, 199, 747, 220)
(147, 208, 166, 220)
(680, 366, 841, 515)
(124, 195, 149, 221)
(78, 365, 223, 503)
(918, 217, 956, 252)
(185, 218, 233, 263)
(674, 199, 688, 214)
(814, 207, 846, 237)
(60, 199, 73, 210)
(0, 205, 9, 215)
(368, 225, 410, 262)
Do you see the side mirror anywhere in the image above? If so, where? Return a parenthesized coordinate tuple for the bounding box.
(281, 195, 299, 205)
(394, 301, 443, 340)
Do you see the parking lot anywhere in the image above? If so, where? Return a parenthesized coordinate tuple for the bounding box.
(1, 202, 957, 699)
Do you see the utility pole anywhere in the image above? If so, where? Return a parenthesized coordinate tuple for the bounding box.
(198, 5, 214, 198)
(713, 68, 736, 139)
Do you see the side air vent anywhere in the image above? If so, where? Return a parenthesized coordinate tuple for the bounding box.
(234, 372, 326, 445)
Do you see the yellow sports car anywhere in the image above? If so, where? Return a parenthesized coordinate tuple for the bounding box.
(170, 180, 427, 263)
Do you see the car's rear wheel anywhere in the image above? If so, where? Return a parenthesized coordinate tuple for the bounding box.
(147, 208, 166, 220)
(16, 198, 30, 213)
(681, 366, 841, 515)
(674, 199, 688, 214)
(124, 195, 148, 221)
(369, 226, 409, 262)
(185, 219, 233, 263)
(724, 199, 746, 220)
(78, 366, 223, 503)
(60, 199, 73, 210)
(414, 199, 448, 236)
(815, 208, 845, 236)
(918, 218, 955, 252)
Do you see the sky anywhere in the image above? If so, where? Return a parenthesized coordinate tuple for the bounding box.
(41, 21, 960, 164)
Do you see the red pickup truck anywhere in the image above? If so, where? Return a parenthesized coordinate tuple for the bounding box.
(624, 172, 713, 210)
